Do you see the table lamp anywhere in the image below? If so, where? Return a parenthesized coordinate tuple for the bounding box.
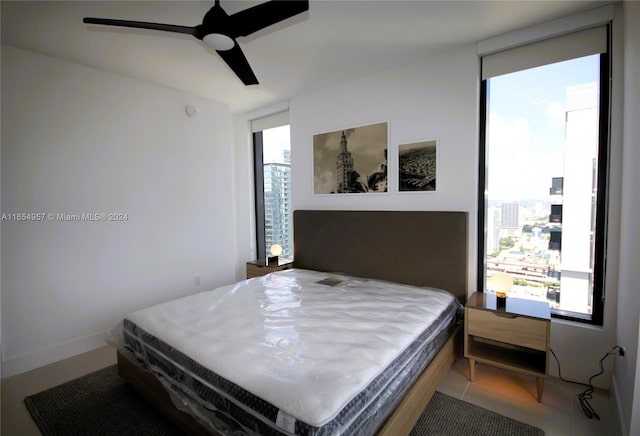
(489, 272, 514, 309)
(268, 244, 283, 266)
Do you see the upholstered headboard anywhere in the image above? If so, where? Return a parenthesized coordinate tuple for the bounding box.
(292, 210, 468, 302)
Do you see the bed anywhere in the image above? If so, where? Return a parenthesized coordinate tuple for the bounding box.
(115, 210, 468, 435)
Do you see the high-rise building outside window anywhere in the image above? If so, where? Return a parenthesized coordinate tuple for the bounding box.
(262, 127, 292, 261)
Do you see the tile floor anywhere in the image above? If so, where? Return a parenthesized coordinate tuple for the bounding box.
(1, 346, 621, 435)
(440, 358, 621, 436)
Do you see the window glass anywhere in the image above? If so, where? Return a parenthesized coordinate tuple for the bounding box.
(482, 54, 606, 321)
(260, 125, 292, 261)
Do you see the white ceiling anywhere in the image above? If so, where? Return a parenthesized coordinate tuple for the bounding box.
(1, 0, 610, 113)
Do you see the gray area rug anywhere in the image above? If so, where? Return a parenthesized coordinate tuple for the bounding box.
(25, 365, 544, 435)
(25, 365, 185, 436)
(411, 391, 544, 436)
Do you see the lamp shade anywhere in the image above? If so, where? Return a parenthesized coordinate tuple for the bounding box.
(488, 272, 514, 294)
(269, 244, 283, 257)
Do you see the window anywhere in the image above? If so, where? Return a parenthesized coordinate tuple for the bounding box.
(253, 122, 293, 263)
(478, 25, 611, 324)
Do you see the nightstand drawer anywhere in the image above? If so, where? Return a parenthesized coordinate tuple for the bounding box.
(467, 308, 548, 351)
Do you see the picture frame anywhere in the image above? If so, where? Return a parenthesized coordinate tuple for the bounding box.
(313, 122, 388, 194)
(398, 139, 437, 192)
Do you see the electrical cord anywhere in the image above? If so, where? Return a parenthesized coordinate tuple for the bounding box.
(550, 346, 623, 420)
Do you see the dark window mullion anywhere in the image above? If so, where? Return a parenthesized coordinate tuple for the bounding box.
(591, 29, 613, 326)
(253, 131, 266, 264)
(477, 79, 489, 294)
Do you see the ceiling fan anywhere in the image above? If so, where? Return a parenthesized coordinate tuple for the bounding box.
(83, 0, 309, 85)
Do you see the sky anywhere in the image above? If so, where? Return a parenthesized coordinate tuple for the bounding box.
(262, 125, 291, 164)
(486, 54, 600, 202)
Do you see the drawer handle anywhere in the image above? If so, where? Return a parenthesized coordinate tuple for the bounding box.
(493, 312, 519, 319)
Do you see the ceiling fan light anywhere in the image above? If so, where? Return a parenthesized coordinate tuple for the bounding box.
(203, 33, 235, 51)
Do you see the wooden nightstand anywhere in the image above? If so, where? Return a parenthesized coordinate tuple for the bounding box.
(246, 260, 293, 279)
(464, 292, 551, 402)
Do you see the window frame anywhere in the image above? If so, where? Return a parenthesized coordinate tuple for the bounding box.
(252, 118, 293, 264)
(477, 25, 612, 325)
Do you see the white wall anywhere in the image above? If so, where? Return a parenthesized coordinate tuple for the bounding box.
(613, 2, 640, 434)
(233, 112, 258, 275)
(1, 46, 238, 377)
(291, 45, 480, 290)
(288, 41, 621, 387)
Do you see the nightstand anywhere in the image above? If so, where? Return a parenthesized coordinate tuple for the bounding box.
(246, 260, 293, 279)
(464, 292, 551, 402)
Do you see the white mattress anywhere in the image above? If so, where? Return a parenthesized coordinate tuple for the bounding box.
(125, 268, 457, 429)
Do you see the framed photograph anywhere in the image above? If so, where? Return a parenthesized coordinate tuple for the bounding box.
(398, 140, 437, 192)
(313, 122, 388, 194)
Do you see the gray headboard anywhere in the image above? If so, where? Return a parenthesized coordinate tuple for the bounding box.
(292, 210, 468, 302)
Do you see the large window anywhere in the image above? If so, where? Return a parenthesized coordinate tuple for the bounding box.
(253, 123, 293, 263)
(479, 25, 611, 324)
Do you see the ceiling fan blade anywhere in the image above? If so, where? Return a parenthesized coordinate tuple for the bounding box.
(228, 0, 309, 38)
(83, 18, 197, 36)
(216, 44, 259, 85)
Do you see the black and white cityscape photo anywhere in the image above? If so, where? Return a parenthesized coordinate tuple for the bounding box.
(398, 140, 437, 192)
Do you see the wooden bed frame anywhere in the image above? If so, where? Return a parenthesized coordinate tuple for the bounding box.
(117, 210, 469, 435)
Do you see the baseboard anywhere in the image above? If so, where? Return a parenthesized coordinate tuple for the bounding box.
(1, 330, 109, 378)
